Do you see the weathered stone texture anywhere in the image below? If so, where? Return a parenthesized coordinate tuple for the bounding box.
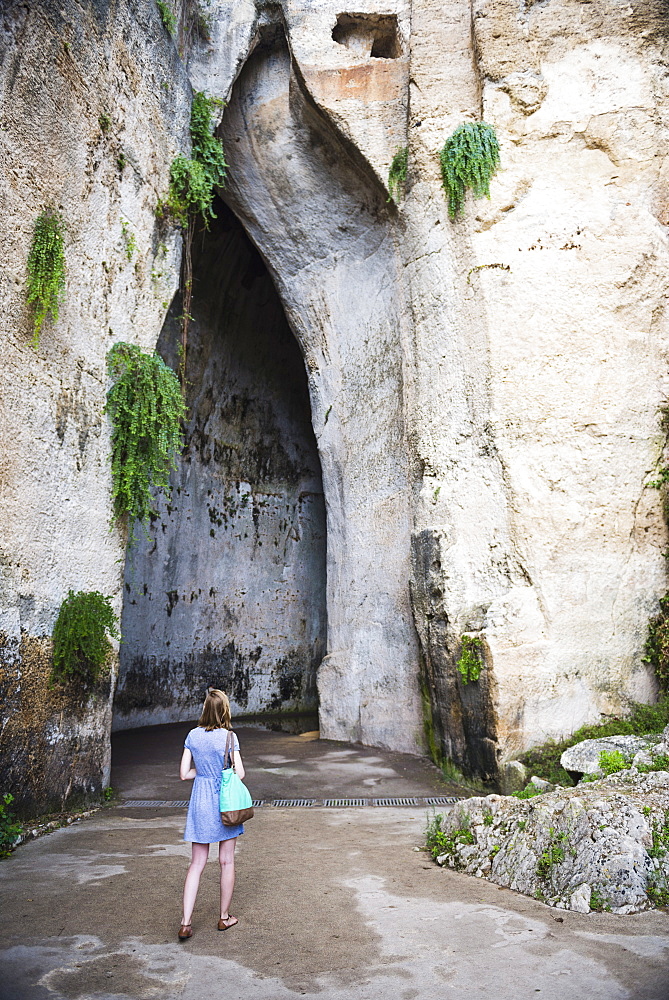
(0, 0, 188, 808)
(404, 0, 669, 770)
(436, 769, 669, 914)
(218, 34, 422, 749)
(466, 0, 669, 755)
(114, 202, 326, 729)
(2, 0, 669, 807)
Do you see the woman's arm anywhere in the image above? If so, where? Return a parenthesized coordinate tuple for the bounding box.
(233, 750, 245, 780)
(180, 748, 196, 780)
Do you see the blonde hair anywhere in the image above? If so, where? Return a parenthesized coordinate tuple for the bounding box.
(198, 688, 232, 731)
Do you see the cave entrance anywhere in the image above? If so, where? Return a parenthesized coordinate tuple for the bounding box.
(112, 198, 327, 732)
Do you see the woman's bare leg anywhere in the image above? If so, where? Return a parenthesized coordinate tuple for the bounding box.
(182, 842, 209, 924)
(218, 837, 237, 922)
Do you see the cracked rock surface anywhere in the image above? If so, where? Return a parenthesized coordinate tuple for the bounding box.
(436, 770, 669, 914)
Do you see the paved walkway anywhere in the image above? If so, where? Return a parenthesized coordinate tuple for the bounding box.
(1, 725, 668, 999)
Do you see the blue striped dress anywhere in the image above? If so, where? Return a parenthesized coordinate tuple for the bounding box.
(183, 727, 245, 843)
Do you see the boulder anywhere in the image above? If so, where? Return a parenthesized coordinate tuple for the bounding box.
(560, 735, 663, 779)
(499, 760, 528, 795)
(434, 770, 669, 914)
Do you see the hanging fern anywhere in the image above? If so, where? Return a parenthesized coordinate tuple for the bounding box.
(439, 122, 500, 220)
(105, 342, 186, 527)
(52, 590, 119, 686)
(26, 208, 66, 347)
(165, 155, 213, 226)
(162, 91, 227, 228)
(159, 91, 228, 386)
(387, 146, 408, 204)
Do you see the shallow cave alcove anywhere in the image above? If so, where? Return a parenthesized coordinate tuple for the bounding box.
(112, 197, 327, 732)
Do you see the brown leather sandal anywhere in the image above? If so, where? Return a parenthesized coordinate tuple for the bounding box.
(178, 923, 193, 940)
(217, 915, 238, 931)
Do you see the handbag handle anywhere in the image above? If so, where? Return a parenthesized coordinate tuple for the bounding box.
(224, 729, 236, 772)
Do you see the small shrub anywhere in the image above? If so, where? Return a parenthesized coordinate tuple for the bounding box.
(26, 208, 66, 347)
(589, 887, 612, 912)
(456, 635, 483, 684)
(482, 808, 493, 826)
(647, 810, 669, 905)
(105, 342, 186, 527)
(598, 749, 630, 776)
(52, 590, 119, 685)
(425, 812, 474, 860)
(0, 794, 23, 859)
(156, 0, 176, 35)
(439, 121, 500, 219)
(637, 754, 669, 773)
(163, 156, 213, 226)
(120, 220, 137, 261)
(387, 146, 408, 204)
(99, 112, 111, 133)
(649, 809, 669, 860)
(512, 782, 544, 800)
(536, 829, 568, 881)
(647, 885, 669, 906)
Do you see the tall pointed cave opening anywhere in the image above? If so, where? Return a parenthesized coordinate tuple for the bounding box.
(113, 197, 327, 731)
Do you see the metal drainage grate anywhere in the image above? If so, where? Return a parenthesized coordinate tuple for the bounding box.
(371, 797, 420, 807)
(323, 798, 367, 807)
(122, 799, 190, 807)
(271, 798, 317, 807)
(120, 795, 465, 809)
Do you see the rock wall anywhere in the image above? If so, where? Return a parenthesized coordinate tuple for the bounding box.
(0, 0, 188, 811)
(403, 0, 669, 772)
(114, 201, 326, 729)
(218, 30, 422, 748)
(2, 0, 669, 808)
(185, 0, 669, 768)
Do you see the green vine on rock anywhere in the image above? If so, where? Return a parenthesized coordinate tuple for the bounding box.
(439, 122, 500, 220)
(387, 146, 408, 204)
(52, 590, 119, 686)
(26, 208, 66, 348)
(456, 634, 484, 684)
(159, 91, 227, 384)
(105, 342, 186, 529)
(642, 406, 669, 693)
(156, 0, 177, 36)
(644, 593, 669, 694)
(161, 91, 227, 227)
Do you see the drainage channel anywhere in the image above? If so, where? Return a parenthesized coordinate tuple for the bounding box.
(120, 796, 464, 808)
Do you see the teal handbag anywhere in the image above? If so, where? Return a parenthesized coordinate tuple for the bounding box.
(219, 730, 254, 825)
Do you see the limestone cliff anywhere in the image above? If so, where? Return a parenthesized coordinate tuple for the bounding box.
(1, 0, 668, 810)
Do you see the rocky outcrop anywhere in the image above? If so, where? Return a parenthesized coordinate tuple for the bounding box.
(561, 734, 665, 780)
(435, 769, 669, 914)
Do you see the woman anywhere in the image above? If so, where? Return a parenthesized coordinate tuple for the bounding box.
(178, 688, 245, 940)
